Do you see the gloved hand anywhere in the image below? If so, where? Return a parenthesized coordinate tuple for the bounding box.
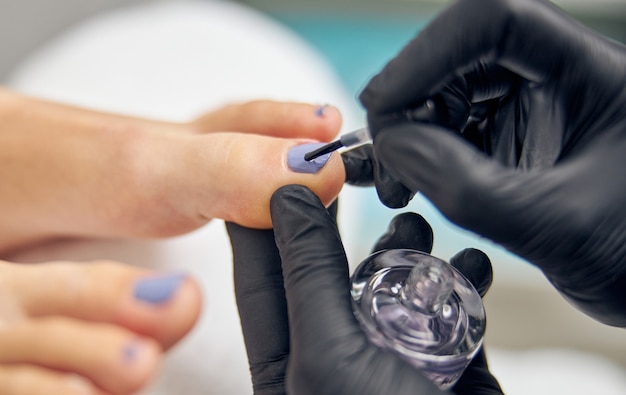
(351, 0, 626, 327)
(226, 185, 502, 395)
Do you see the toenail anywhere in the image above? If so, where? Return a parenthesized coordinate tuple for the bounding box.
(121, 338, 143, 363)
(314, 104, 328, 117)
(288, 143, 331, 174)
(133, 273, 185, 304)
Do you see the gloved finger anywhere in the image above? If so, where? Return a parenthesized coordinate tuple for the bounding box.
(371, 212, 433, 254)
(270, 185, 356, 344)
(448, 251, 501, 395)
(270, 185, 432, 395)
(359, 0, 589, 115)
(342, 144, 415, 208)
(327, 198, 339, 223)
(341, 145, 374, 187)
(435, 64, 516, 132)
(453, 348, 504, 395)
(226, 222, 289, 394)
(375, 64, 515, 137)
(448, 248, 493, 298)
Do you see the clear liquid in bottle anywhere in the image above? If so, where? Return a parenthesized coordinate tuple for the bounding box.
(351, 249, 486, 390)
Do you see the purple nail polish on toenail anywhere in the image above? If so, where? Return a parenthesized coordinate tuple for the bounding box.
(288, 143, 331, 174)
(315, 104, 328, 117)
(133, 273, 185, 304)
(122, 339, 142, 362)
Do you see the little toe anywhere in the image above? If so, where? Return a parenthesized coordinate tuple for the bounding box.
(0, 317, 160, 395)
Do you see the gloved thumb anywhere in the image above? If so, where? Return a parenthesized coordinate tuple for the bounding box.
(453, 348, 503, 395)
(342, 144, 415, 208)
(449, 248, 493, 298)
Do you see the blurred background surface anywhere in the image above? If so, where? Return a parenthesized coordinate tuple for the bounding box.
(2, 0, 626, 82)
(2, 0, 625, 393)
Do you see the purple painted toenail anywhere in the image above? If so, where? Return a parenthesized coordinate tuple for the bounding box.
(288, 143, 331, 174)
(314, 104, 328, 117)
(122, 339, 142, 362)
(133, 273, 185, 304)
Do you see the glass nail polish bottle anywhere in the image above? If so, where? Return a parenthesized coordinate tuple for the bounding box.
(351, 249, 486, 390)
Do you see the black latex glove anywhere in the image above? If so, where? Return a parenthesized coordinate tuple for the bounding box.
(343, 144, 415, 208)
(351, 0, 626, 327)
(226, 185, 502, 395)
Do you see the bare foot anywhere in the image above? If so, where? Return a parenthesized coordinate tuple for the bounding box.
(0, 97, 345, 253)
(0, 259, 201, 394)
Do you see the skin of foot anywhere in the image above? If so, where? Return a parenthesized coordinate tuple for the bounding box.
(0, 88, 346, 254)
(0, 259, 202, 395)
(0, 88, 345, 392)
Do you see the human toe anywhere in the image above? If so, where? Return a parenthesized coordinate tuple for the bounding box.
(0, 317, 160, 394)
(203, 133, 346, 228)
(0, 365, 107, 395)
(0, 260, 202, 349)
(192, 100, 342, 142)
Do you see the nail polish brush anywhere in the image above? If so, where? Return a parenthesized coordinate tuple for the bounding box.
(304, 127, 371, 161)
(304, 99, 438, 162)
